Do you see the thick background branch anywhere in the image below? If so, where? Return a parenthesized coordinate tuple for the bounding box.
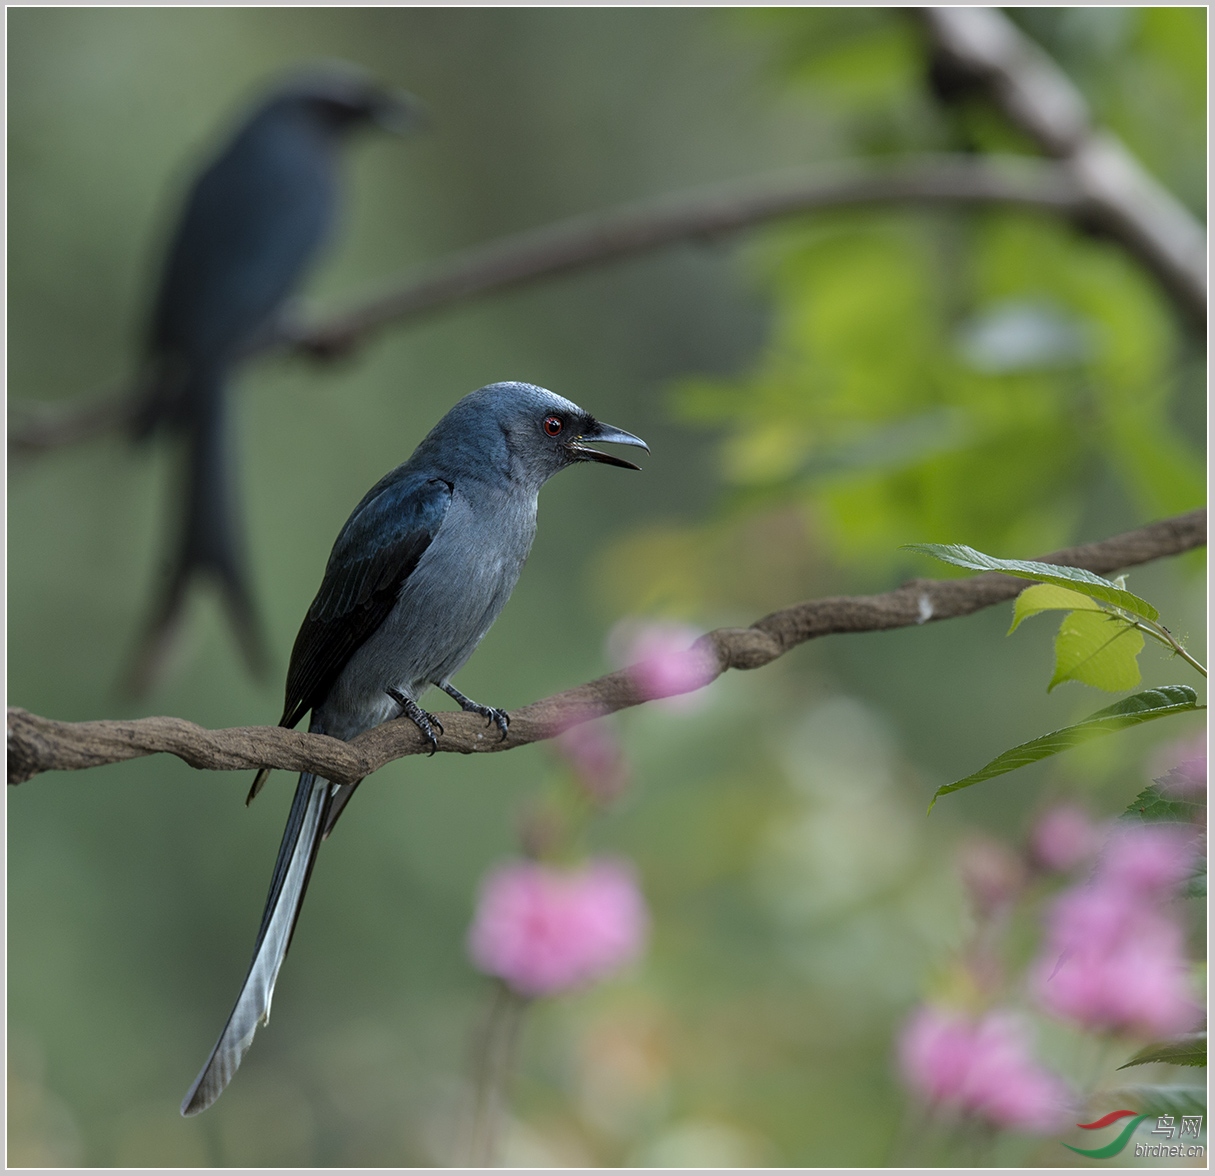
(13, 15, 1207, 456)
(919, 6, 1206, 330)
(9, 508, 1204, 787)
(9, 154, 1088, 455)
(284, 154, 1083, 354)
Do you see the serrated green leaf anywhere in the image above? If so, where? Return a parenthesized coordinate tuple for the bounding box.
(929, 686, 1202, 809)
(1119, 1033, 1207, 1070)
(1008, 583, 1107, 634)
(903, 543, 1159, 620)
(1122, 783, 1205, 823)
(1106, 1086, 1207, 1118)
(1049, 609, 1144, 692)
(1120, 787, 1206, 897)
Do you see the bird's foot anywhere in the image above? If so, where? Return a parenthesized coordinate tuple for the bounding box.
(387, 687, 443, 754)
(439, 682, 510, 741)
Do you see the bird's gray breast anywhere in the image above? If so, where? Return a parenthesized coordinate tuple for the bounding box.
(319, 483, 537, 738)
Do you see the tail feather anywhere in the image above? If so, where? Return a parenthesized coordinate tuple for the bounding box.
(321, 779, 364, 839)
(181, 772, 332, 1117)
(126, 370, 268, 695)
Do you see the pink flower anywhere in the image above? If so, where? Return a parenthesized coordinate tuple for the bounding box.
(555, 721, 630, 804)
(608, 620, 712, 713)
(1098, 823, 1199, 895)
(468, 858, 648, 997)
(898, 1006, 1072, 1134)
(1029, 804, 1101, 873)
(1032, 899, 1198, 1036)
(1153, 734, 1207, 798)
(1032, 824, 1202, 1037)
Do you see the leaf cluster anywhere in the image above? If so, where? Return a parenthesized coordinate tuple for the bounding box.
(906, 546, 1205, 809)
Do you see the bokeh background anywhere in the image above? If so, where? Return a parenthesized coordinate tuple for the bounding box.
(8, 7, 1205, 1167)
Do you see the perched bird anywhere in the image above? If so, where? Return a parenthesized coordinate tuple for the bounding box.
(181, 381, 647, 1115)
(127, 63, 423, 693)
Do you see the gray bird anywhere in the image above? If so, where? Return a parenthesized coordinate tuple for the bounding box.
(128, 63, 423, 694)
(181, 381, 647, 1115)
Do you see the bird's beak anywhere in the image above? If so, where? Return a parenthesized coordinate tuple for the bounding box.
(373, 89, 429, 135)
(567, 421, 649, 470)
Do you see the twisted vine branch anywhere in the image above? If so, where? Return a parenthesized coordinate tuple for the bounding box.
(8, 508, 1204, 787)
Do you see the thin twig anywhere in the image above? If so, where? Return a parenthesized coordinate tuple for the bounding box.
(462, 981, 529, 1167)
(9, 154, 1087, 456)
(7, 508, 1204, 787)
(9, 384, 141, 457)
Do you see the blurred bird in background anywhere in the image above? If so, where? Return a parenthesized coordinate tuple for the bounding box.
(180, 381, 648, 1114)
(126, 63, 424, 694)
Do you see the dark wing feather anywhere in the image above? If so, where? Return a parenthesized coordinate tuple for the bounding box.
(244, 469, 450, 806)
(280, 470, 453, 730)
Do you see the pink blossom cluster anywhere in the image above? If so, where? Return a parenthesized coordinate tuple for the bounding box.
(897, 1006, 1072, 1134)
(608, 620, 710, 712)
(467, 858, 648, 997)
(1032, 823, 1201, 1037)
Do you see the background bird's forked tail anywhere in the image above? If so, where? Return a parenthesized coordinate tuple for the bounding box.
(181, 771, 333, 1116)
(124, 371, 269, 695)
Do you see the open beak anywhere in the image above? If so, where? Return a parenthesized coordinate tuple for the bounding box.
(373, 89, 429, 135)
(567, 421, 649, 470)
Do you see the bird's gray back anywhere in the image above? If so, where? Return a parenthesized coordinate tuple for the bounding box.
(316, 477, 537, 740)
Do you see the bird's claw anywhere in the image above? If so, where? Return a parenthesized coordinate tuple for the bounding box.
(388, 688, 443, 754)
(466, 701, 510, 741)
(438, 683, 510, 741)
(488, 708, 510, 742)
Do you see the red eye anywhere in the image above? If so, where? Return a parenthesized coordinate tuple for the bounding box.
(543, 415, 564, 437)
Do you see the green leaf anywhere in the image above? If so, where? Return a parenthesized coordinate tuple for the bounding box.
(903, 543, 1159, 620)
(1008, 582, 1107, 633)
(1122, 783, 1205, 823)
(1119, 786, 1206, 898)
(1119, 1034, 1207, 1070)
(1049, 609, 1144, 692)
(1106, 1086, 1207, 1119)
(929, 686, 1202, 810)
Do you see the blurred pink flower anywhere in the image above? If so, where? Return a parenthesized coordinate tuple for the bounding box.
(1032, 897, 1198, 1036)
(1029, 804, 1101, 873)
(1032, 824, 1202, 1037)
(1098, 823, 1199, 895)
(555, 721, 630, 804)
(898, 1006, 1072, 1134)
(468, 858, 648, 997)
(608, 619, 711, 713)
(1153, 733, 1207, 798)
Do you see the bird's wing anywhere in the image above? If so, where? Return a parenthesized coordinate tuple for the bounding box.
(279, 470, 453, 731)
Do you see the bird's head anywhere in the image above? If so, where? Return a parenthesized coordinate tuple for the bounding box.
(270, 61, 427, 137)
(428, 382, 648, 489)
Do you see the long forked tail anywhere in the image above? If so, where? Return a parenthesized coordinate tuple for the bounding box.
(125, 373, 269, 695)
(181, 772, 332, 1116)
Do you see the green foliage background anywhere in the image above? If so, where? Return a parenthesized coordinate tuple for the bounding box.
(8, 8, 1205, 1167)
